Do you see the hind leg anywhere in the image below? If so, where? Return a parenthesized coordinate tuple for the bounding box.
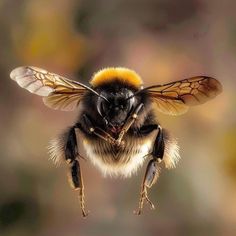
(64, 125, 88, 217)
(134, 125, 164, 215)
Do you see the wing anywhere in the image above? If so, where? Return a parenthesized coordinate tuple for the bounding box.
(10, 66, 92, 111)
(144, 76, 222, 116)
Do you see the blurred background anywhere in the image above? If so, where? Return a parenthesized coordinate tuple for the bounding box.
(0, 0, 235, 235)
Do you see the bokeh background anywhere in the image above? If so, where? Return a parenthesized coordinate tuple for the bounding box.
(0, 0, 235, 235)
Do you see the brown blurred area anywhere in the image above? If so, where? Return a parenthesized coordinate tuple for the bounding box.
(0, 0, 235, 235)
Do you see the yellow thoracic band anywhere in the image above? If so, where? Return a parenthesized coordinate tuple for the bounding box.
(90, 67, 143, 89)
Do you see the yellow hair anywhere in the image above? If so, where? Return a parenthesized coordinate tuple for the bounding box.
(90, 67, 143, 89)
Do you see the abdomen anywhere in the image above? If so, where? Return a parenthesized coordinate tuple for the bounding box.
(82, 134, 155, 177)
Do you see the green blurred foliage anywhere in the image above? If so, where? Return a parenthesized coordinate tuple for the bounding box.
(0, 0, 235, 235)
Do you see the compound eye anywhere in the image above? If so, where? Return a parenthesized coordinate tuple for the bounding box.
(127, 96, 135, 111)
(97, 97, 104, 117)
(124, 90, 135, 112)
(97, 96, 109, 117)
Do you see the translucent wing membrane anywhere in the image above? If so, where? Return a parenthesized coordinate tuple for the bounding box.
(10, 66, 91, 111)
(145, 76, 222, 116)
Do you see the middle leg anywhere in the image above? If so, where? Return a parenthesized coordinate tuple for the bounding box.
(64, 125, 88, 217)
(134, 124, 165, 215)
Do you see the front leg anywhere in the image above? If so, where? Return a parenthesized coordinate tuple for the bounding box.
(81, 104, 144, 147)
(82, 114, 117, 145)
(64, 125, 88, 217)
(134, 125, 165, 215)
(116, 103, 144, 145)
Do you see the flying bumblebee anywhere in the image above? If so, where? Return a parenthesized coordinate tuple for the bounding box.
(10, 66, 222, 217)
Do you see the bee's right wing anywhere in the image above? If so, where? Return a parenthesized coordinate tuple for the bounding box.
(10, 66, 94, 111)
(142, 76, 222, 116)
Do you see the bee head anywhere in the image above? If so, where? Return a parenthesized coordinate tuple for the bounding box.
(97, 88, 136, 128)
(90, 67, 143, 130)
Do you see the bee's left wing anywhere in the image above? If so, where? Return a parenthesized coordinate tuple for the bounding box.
(143, 76, 222, 116)
(10, 66, 94, 111)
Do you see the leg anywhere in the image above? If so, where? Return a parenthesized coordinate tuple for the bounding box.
(65, 126, 88, 217)
(134, 160, 160, 215)
(116, 103, 144, 145)
(82, 114, 117, 145)
(82, 104, 144, 147)
(134, 125, 165, 215)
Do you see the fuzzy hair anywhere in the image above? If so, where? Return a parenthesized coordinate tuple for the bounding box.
(83, 137, 153, 178)
(90, 67, 143, 89)
(48, 133, 66, 166)
(163, 130, 180, 169)
(48, 128, 180, 174)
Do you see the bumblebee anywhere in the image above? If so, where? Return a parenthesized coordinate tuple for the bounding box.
(10, 66, 222, 217)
